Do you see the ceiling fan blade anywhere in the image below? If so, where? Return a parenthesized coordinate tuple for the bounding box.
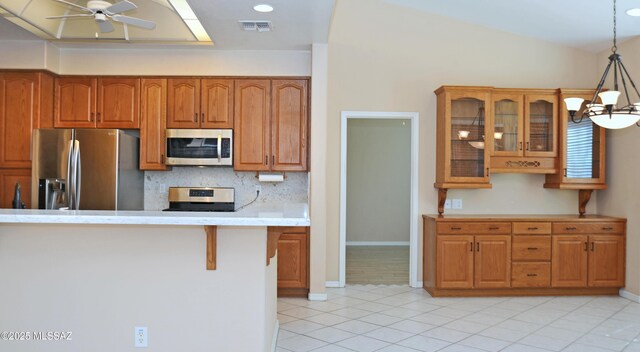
(106, 1, 137, 15)
(111, 15, 155, 29)
(46, 14, 93, 19)
(97, 19, 115, 33)
(52, 0, 92, 13)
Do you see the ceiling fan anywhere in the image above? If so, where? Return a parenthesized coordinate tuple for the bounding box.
(47, 0, 156, 33)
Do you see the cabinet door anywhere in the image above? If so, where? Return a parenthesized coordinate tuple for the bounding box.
(167, 78, 200, 129)
(524, 94, 557, 157)
(446, 90, 491, 183)
(588, 235, 625, 287)
(201, 79, 233, 129)
(140, 79, 168, 171)
(0, 168, 31, 208)
(0, 73, 39, 168)
(54, 77, 96, 128)
(551, 235, 588, 287)
(277, 232, 309, 289)
(492, 93, 523, 157)
(436, 235, 474, 288)
(271, 79, 308, 171)
(234, 79, 271, 171)
(475, 235, 511, 288)
(97, 78, 140, 129)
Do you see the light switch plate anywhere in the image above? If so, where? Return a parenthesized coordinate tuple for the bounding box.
(444, 199, 452, 209)
(135, 327, 148, 348)
(452, 199, 463, 209)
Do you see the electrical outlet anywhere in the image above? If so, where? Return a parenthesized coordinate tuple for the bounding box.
(444, 199, 452, 209)
(255, 185, 261, 194)
(135, 327, 148, 348)
(452, 199, 463, 209)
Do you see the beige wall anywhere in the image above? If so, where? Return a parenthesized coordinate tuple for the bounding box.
(0, 224, 277, 352)
(596, 36, 640, 296)
(346, 118, 411, 243)
(325, 0, 600, 281)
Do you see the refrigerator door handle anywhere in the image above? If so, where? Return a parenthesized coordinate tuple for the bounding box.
(73, 140, 81, 210)
(66, 140, 75, 210)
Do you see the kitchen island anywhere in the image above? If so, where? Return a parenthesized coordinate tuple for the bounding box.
(0, 203, 309, 352)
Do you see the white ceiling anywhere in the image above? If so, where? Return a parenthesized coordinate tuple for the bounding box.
(2, 0, 640, 51)
(0, 0, 335, 49)
(384, 0, 640, 53)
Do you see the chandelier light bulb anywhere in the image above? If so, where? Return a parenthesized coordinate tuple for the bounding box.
(590, 113, 640, 129)
(598, 91, 621, 106)
(494, 132, 503, 140)
(458, 130, 470, 139)
(564, 97, 584, 112)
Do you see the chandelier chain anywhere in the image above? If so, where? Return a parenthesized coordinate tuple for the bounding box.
(613, 0, 617, 52)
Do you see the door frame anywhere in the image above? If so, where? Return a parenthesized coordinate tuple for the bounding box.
(339, 111, 420, 287)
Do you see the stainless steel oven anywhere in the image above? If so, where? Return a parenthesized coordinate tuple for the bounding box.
(166, 129, 233, 166)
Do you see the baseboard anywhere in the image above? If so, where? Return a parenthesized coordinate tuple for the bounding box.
(308, 293, 328, 301)
(326, 281, 341, 288)
(346, 241, 410, 246)
(271, 320, 280, 352)
(620, 289, 640, 303)
(412, 281, 423, 288)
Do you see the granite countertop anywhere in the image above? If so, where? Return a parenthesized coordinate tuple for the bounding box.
(0, 203, 310, 226)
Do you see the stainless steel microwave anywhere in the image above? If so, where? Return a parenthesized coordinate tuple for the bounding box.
(166, 129, 233, 166)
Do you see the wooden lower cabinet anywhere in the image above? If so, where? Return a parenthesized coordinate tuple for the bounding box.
(0, 168, 31, 208)
(424, 216, 626, 297)
(273, 226, 309, 297)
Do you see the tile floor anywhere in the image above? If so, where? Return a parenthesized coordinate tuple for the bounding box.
(276, 285, 640, 352)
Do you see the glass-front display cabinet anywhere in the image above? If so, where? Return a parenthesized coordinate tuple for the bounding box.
(435, 86, 492, 213)
(490, 89, 557, 173)
(545, 89, 606, 189)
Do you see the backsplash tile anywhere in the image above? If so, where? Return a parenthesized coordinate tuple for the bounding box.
(144, 167, 309, 210)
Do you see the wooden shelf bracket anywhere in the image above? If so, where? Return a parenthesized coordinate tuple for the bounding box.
(437, 188, 448, 215)
(267, 228, 281, 265)
(578, 189, 593, 216)
(205, 226, 217, 270)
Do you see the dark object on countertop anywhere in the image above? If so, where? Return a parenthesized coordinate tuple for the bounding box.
(12, 182, 26, 209)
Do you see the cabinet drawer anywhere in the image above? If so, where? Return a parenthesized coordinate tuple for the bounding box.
(512, 235, 551, 261)
(437, 222, 511, 234)
(512, 262, 551, 287)
(553, 222, 624, 234)
(513, 222, 551, 234)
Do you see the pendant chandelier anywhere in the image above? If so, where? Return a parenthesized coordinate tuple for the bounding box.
(564, 0, 640, 129)
(456, 107, 503, 149)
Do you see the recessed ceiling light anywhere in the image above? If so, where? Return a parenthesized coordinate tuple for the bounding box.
(626, 8, 640, 16)
(253, 4, 274, 13)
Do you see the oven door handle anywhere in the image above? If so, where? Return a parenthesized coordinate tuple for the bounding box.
(217, 134, 222, 163)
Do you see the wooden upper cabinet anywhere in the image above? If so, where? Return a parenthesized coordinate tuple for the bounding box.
(545, 89, 606, 189)
(201, 79, 233, 128)
(234, 79, 271, 171)
(97, 78, 140, 129)
(55, 77, 96, 128)
(436, 235, 474, 289)
(434, 86, 492, 189)
(475, 235, 511, 288)
(0, 168, 31, 208)
(167, 78, 200, 128)
(551, 235, 588, 287)
(588, 235, 625, 287)
(140, 78, 168, 171)
(0, 73, 39, 168)
(271, 79, 308, 171)
(492, 93, 524, 157)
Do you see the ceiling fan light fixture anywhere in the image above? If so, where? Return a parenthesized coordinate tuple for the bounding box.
(253, 4, 274, 13)
(564, 0, 640, 128)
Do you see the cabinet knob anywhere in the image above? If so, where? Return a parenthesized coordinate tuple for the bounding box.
(265, 155, 268, 165)
(519, 142, 523, 151)
(584, 241, 588, 251)
(476, 242, 480, 252)
(526, 141, 530, 151)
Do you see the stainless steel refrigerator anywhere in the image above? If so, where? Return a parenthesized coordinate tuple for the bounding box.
(31, 129, 144, 210)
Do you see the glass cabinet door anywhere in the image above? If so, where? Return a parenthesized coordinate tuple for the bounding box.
(493, 94, 523, 156)
(566, 100, 602, 180)
(449, 97, 488, 179)
(525, 95, 557, 157)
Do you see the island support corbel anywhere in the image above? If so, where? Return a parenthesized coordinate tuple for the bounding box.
(579, 189, 593, 216)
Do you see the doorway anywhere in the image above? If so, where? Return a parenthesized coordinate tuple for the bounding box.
(339, 111, 419, 287)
